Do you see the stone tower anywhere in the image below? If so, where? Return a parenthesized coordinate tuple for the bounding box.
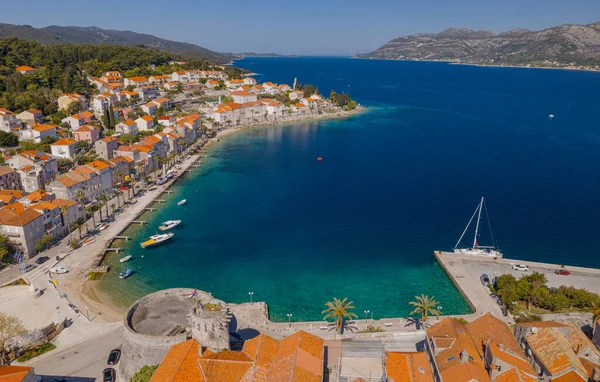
(293, 77, 298, 91)
(187, 300, 231, 352)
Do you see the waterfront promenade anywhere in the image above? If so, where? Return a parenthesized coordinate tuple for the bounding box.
(434, 250, 600, 323)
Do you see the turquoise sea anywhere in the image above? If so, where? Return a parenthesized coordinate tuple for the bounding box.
(99, 57, 600, 322)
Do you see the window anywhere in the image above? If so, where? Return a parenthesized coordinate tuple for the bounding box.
(447, 356, 456, 362)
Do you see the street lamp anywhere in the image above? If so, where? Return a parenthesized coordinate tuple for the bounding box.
(364, 310, 370, 327)
(56, 306, 61, 324)
(286, 313, 293, 325)
(85, 306, 89, 320)
(248, 291, 254, 304)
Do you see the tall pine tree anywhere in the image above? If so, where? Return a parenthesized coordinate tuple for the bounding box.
(108, 104, 115, 128)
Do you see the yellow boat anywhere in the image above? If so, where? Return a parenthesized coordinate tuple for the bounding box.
(140, 233, 174, 248)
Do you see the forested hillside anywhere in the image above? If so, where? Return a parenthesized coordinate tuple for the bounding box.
(0, 38, 241, 114)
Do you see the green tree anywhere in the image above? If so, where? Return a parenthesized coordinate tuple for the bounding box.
(130, 365, 158, 382)
(100, 194, 110, 218)
(409, 295, 441, 327)
(0, 131, 18, 147)
(85, 205, 96, 229)
(0, 233, 15, 265)
(34, 234, 54, 253)
(0, 313, 27, 365)
(108, 104, 115, 128)
(73, 219, 85, 240)
(60, 205, 72, 244)
(322, 297, 357, 334)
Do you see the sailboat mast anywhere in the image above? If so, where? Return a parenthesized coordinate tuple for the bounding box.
(473, 197, 484, 248)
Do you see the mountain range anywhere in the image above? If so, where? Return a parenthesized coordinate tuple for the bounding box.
(0, 23, 232, 62)
(356, 21, 600, 67)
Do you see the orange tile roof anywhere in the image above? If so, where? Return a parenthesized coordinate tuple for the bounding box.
(24, 190, 49, 202)
(88, 160, 110, 171)
(526, 328, 587, 377)
(139, 115, 153, 122)
(16, 65, 36, 71)
(0, 167, 15, 176)
(426, 318, 490, 381)
(517, 321, 569, 328)
(26, 108, 41, 114)
(51, 138, 76, 146)
(123, 119, 137, 126)
(101, 136, 117, 143)
(74, 125, 97, 132)
(0, 365, 33, 382)
(79, 111, 94, 117)
(1, 208, 41, 227)
(0, 190, 23, 198)
(52, 198, 77, 209)
(152, 330, 324, 382)
(551, 370, 587, 382)
(126, 76, 148, 82)
(150, 339, 203, 382)
(386, 352, 433, 382)
(31, 123, 57, 132)
(467, 313, 524, 357)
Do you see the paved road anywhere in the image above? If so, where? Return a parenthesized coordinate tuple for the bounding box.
(30, 326, 123, 382)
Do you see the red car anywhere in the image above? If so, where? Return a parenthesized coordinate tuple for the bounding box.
(119, 185, 129, 191)
(555, 269, 570, 275)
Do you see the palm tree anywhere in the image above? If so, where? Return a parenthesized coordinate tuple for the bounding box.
(85, 205, 96, 229)
(114, 189, 122, 209)
(75, 189, 85, 209)
(409, 294, 441, 328)
(100, 194, 109, 218)
(60, 205, 72, 244)
(322, 297, 358, 334)
(73, 219, 85, 240)
(97, 202, 104, 222)
(110, 203, 116, 217)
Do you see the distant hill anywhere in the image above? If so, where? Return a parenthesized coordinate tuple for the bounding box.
(0, 23, 234, 63)
(356, 21, 600, 67)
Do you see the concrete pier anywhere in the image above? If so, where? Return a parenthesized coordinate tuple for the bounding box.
(434, 250, 600, 323)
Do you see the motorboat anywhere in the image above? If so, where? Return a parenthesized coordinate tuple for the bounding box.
(140, 233, 174, 248)
(177, 199, 186, 206)
(119, 255, 132, 263)
(50, 266, 69, 274)
(82, 237, 96, 246)
(98, 223, 109, 231)
(158, 220, 181, 231)
(119, 268, 133, 279)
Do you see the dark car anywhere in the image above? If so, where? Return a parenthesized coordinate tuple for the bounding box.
(107, 349, 121, 365)
(555, 269, 571, 275)
(103, 368, 116, 382)
(35, 256, 50, 264)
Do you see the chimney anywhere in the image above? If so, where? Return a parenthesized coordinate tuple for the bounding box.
(498, 343, 505, 351)
(460, 350, 469, 363)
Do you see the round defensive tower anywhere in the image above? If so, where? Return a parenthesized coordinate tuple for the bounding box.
(119, 288, 231, 381)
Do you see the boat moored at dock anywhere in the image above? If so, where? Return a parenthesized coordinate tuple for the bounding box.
(453, 197, 502, 258)
(140, 233, 174, 248)
(119, 255, 132, 263)
(158, 220, 181, 231)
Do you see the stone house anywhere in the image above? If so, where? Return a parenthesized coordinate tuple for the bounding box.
(0, 107, 21, 133)
(16, 109, 43, 125)
(7, 151, 58, 193)
(0, 166, 22, 190)
(50, 139, 77, 159)
(73, 125, 100, 144)
(95, 136, 119, 160)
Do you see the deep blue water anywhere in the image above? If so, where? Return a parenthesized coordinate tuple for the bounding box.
(100, 57, 600, 322)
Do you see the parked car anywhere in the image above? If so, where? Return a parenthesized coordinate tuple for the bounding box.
(555, 269, 571, 275)
(103, 368, 116, 382)
(512, 264, 529, 271)
(480, 273, 491, 287)
(107, 349, 121, 365)
(21, 263, 36, 273)
(35, 256, 50, 265)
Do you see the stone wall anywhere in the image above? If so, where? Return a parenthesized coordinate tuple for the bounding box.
(119, 288, 194, 381)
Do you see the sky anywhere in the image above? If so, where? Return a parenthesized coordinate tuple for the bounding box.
(1, 0, 599, 55)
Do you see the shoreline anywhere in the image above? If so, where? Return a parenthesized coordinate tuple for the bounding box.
(80, 106, 366, 320)
(352, 56, 600, 73)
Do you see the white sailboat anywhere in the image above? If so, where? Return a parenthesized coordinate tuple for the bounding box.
(454, 197, 503, 258)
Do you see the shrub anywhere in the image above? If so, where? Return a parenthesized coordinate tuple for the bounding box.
(17, 342, 56, 362)
(357, 325, 384, 333)
(453, 317, 469, 325)
(130, 365, 158, 382)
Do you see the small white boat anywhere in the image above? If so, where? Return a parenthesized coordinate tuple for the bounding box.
(158, 220, 181, 231)
(81, 237, 96, 246)
(140, 233, 174, 248)
(549, 114, 555, 119)
(177, 199, 186, 206)
(50, 266, 69, 274)
(119, 255, 132, 263)
(98, 223, 109, 231)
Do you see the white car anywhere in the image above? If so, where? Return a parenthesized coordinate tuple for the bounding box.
(512, 264, 529, 271)
(50, 266, 69, 274)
